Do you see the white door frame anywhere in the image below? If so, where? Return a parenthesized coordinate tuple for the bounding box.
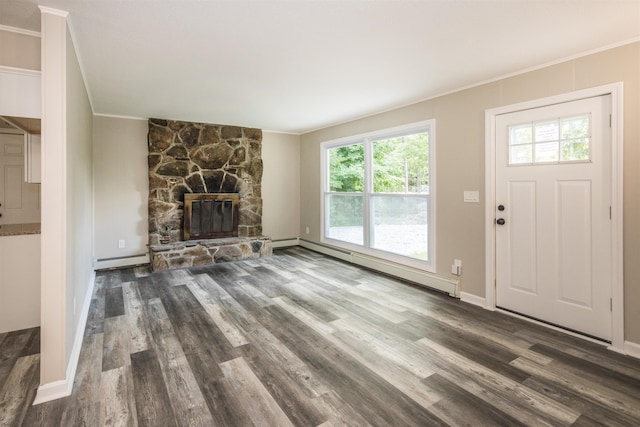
(485, 83, 624, 353)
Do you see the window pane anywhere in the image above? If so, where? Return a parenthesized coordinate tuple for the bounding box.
(328, 144, 364, 192)
(372, 132, 429, 194)
(509, 124, 532, 145)
(510, 145, 532, 164)
(561, 139, 590, 161)
(326, 193, 363, 245)
(534, 141, 559, 163)
(561, 115, 589, 139)
(535, 121, 559, 142)
(371, 195, 428, 260)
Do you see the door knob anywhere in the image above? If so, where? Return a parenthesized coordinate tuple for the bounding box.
(496, 218, 505, 225)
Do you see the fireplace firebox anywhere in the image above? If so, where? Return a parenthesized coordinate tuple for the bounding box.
(184, 193, 239, 240)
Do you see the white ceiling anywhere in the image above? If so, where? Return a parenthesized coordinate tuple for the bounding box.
(1, 0, 639, 134)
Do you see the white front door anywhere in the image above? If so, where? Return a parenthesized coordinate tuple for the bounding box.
(495, 95, 612, 341)
(0, 132, 41, 225)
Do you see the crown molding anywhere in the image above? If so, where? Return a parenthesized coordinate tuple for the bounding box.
(0, 24, 40, 37)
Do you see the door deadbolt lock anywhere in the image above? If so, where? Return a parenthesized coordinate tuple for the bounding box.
(498, 205, 505, 211)
(496, 218, 505, 225)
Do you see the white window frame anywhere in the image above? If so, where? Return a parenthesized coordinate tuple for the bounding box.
(320, 120, 436, 272)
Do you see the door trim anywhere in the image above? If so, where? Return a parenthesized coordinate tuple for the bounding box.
(484, 83, 624, 353)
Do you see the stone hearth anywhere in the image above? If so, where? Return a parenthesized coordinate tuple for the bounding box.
(150, 236, 272, 271)
(147, 118, 272, 271)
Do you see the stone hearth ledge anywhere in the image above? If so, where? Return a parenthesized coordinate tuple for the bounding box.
(149, 236, 272, 272)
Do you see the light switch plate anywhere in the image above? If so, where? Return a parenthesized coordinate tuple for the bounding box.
(464, 191, 480, 203)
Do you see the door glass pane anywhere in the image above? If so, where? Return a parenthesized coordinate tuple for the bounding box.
(510, 145, 532, 164)
(561, 115, 589, 139)
(509, 124, 532, 145)
(372, 132, 429, 193)
(371, 195, 428, 260)
(535, 121, 559, 142)
(561, 139, 590, 161)
(328, 143, 364, 192)
(509, 114, 590, 165)
(534, 141, 559, 163)
(326, 193, 363, 245)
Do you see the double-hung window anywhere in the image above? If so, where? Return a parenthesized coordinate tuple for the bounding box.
(322, 120, 435, 269)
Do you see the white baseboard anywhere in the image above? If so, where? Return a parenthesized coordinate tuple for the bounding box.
(624, 340, 640, 360)
(272, 238, 300, 248)
(94, 254, 149, 270)
(299, 239, 458, 297)
(32, 379, 71, 405)
(460, 292, 486, 308)
(33, 270, 96, 405)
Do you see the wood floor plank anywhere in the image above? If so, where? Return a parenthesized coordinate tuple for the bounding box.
(144, 298, 216, 427)
(310, 390, 373, 427)
(330, 316, 434, 380)
(529, 342, 640, 396)
(236, 346, 328, 426)
(186, 279, 250, 347)
(122, 281, 153, 353)
(219, 356, 295, 427)
(0, 329, 32, 364)
(60, 402, 100, 427)
(104, 286, 125, 318)
(84, 281, 106, 336)
(417, 336, 581, 425)
(242, 320, 332, 399)
(99, 366, 138, 427)
(130, 348, 177, 427)
(69, 333, 104, 409)
(425, 373, 527, 427)
(402, 312, 531, 382)
(136, 275, 162, 301)
(326, 326, 444, 409)
(21, 395, 65, 426)
(0, 354, 39, 426)
(510, 354, 640, 420)
(272, 295, 336, 336)
(256, 304, 448, 426)
(19, 327, 40, 357)
(158, 284, 236, 362)
(7, 248, 640, 427)
(523, 375, 640, 426)
(102, 315, 129, 371)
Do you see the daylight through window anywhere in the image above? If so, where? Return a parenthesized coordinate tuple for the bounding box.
(322, 121, 434, 267)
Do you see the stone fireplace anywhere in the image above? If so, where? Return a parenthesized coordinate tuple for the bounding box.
(147, 118, 272, 271)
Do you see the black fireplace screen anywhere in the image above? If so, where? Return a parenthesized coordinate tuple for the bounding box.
(184, 193, 239, 240)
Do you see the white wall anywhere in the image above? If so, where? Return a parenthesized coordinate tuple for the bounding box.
(0, 28, 40, 70)
(262, 131, 300, 242)
(92, 120, 302, 264)
(65, 26, 94, 360)
(39, 6, 68, 389)
(0, 27, 41, 119)
(300, 42, 640, 345)
(37, 7, 94, 403)
(93, 115, 148, 262)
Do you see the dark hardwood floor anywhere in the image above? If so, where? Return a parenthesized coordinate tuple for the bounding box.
(2, 247, 640, 426)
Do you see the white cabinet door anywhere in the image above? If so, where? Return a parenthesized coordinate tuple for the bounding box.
(0, 133, 41, 224)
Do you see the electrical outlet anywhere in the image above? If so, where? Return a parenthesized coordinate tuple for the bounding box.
(118, 239, 125, 249)
(305, 226, 310, 234)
